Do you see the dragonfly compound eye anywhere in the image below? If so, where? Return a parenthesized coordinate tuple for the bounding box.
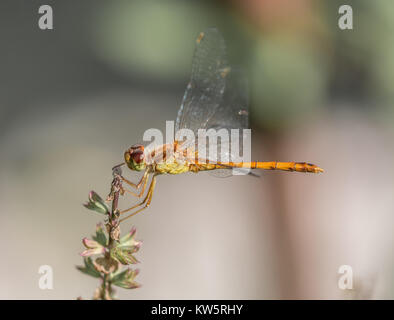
(130, 144, 144, 152)
(131, 151, 145, 164)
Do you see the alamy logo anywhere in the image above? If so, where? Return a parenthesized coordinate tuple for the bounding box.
(338, 5, 353, 30)
(38, 265, 53, 290)
(38, 5, 53, 30)
(143, 121, 251, 175)
(338, 265, 353, 290)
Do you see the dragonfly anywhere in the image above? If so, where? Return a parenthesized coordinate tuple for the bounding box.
(112, 28, 323, 222)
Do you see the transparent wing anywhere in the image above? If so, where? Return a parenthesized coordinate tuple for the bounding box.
(201, 68, 250, 177)
(175, 28, 228, 136)
(175, 28, 250, 178)
(204, 67, 249, 133)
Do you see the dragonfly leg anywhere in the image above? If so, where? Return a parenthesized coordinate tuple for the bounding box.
(120, 169, 149, 189)
(120, 171, 150, 198)
(119, 175, 157, 222)
(112, 162, 125, 171)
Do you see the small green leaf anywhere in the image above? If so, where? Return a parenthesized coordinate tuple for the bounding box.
(80, 238, 105, 257)
(111, 227, 141, 265)
(119, 227, 142, 249)
(110, 268, 129, 284)
(76, 257, 101, 278)
(83, 191, 109, 215)
(110, 246, 139, 265)
(110, 268, 140, 289)
(92, 223, 107, 246)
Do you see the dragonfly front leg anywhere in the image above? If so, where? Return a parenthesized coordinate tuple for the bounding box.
(121, 169, 149, 189)
(119, 175, 157, 222)
(120, 170, 150, 198)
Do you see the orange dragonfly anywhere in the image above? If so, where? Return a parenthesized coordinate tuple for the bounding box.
(113, 28, 323, 222)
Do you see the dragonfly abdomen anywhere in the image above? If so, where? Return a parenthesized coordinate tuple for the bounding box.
(214, 161, 323, 173)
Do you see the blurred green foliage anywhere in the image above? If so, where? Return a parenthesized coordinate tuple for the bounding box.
(89, 0, 394, 129)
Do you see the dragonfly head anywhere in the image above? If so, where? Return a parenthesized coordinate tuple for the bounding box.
(124, 144, 146, 171)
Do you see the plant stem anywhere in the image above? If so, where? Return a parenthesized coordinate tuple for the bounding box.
(101, 167, 123, 299)
(80, 164, 141, 300)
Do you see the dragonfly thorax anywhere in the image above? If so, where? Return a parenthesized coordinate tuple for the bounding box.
(155, 157, 190, 175)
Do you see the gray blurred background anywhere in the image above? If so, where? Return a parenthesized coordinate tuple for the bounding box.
(1, 0, 394, 299)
